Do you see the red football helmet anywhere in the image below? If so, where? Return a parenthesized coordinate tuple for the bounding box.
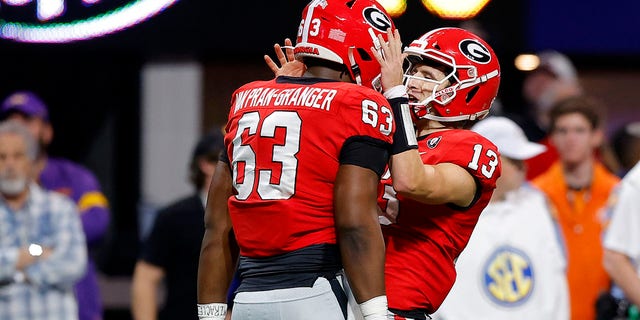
(294, 0, 395, 89)
(403, 27, 501, 122)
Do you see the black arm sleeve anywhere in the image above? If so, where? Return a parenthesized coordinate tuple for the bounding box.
(388, 97, 418, 155)
(340, 136, 390, 177)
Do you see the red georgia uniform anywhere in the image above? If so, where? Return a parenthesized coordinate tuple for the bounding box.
(225, 76, 394, 258)
(378, 129, 501, 313)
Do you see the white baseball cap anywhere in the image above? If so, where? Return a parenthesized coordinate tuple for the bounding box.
(536, 50, 578, 84)
(471, 116, 547, 160)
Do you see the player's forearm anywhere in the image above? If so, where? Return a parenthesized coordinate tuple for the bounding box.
(604, 249, 640, 306)
(393, 160, 476, 206)
(199, 162, 235, 303)
(338, 224, 386, 303)
(197, 231, 234, 303)
(334, 166, 386, 303)
(390, 150, 433, 198)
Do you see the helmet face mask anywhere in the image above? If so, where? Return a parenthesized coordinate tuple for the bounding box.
(294, 0, 395, 89)
(403, 27, 501, 123)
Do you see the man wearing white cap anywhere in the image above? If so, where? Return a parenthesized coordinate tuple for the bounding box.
(522, 50, 582, 137)
(432, 116, 569, 320)
(520, 50, 583, 180)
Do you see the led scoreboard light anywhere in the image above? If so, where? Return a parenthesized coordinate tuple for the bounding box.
(0, 0, 179, 43)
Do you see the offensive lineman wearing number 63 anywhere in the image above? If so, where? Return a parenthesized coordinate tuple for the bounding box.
(196, 0, 407, 319)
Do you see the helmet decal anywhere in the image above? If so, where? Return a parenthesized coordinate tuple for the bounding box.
(459, 39, 492, 64)
(363, 6, 393, 32)
(328, 29, 347, 42)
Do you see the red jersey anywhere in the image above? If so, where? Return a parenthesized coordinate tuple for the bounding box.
(225, 76, 394, 258)
(378, 129, 501, 313)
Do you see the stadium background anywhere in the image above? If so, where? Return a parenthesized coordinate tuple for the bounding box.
(0, 0, 638, 318)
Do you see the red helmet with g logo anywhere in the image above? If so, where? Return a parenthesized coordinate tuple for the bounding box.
(294, 0, 395, 89)
(404, 27, 501, 122)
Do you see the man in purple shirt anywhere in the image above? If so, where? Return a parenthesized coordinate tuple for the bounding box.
(1, 90, 110, 320)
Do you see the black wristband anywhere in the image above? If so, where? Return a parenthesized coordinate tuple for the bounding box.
(389, 97, 418, 155)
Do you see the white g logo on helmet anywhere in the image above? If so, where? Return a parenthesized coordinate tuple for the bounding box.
(460, 39, 492, 64)
(363, 6, 392, 32)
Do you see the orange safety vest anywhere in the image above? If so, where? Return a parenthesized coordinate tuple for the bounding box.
(533, 161, 619, 320)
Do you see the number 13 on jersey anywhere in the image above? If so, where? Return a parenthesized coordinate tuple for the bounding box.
(468, 144, 499, 179)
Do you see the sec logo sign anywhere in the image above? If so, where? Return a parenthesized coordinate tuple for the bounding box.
(0, 0, 179, 43)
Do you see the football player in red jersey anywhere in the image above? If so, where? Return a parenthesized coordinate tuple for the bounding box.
(196, 1, 413, 320)
(373, 27, 503, 319)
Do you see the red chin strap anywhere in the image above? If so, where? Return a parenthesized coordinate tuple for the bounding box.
(411, 105, 428, 122)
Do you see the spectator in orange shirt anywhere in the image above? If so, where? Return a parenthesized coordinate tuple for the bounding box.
(532, 95, 620, 320)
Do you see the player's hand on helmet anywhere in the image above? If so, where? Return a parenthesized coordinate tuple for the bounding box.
(264, 38, 306, 77)
(371, 28, 405, 93)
